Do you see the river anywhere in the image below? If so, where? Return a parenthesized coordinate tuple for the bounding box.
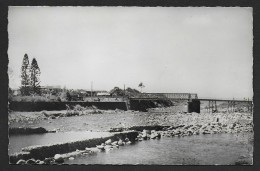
(64, 132, 253, 165)
(9, 131, 253, 165)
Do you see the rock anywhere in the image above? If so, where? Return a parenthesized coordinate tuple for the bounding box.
(104, 145, 112, 149)
(96, 145, 105, 150)
(126, 141, 132, 145)
(38, 161, 44, 165)
(44, 158, 52, 164)
(157, 133, 161, 139)
(105, 139, 112, 145)
(54, 154, 61, 160)
(150, 133, 157, 139)
(111, 144, 118, 148)
(16, 159, 26, 165)
(54, 154, 64, 164)
(69, 157, 75, 160)
(118, 139, 124, 146)
(85, 147, 93, 152)
(111, 141, 118, 146)
(142, 133, 147, 138)
(36, 159, 41, 164)
(26, 158, 36, 164)
(203, 130, 211, 134)
(143, 129, 151, 134)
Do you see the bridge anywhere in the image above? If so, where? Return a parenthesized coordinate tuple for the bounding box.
(130, 93, 253, 113)
(141, 93, 198, 100)
(198, 98, 253, 113)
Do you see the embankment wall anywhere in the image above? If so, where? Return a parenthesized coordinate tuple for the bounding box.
(9, 101, 128, 111)
(9, 131, 138, 163)
(129, 99, 173, 112)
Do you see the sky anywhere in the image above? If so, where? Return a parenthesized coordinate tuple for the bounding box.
(8, 7, 253, 99)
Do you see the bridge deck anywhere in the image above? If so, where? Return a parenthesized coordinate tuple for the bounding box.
(130, 97, 252, 103)
(198, 99, 252, 103)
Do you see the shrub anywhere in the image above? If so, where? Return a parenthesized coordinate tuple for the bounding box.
(74, 104, 85, 111)
(11, 95, 50, 102)
(57, 97, 61, 102)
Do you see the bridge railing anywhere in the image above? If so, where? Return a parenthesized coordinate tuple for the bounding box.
(141, 93, 198, 100)
(198, 97, 252, 102)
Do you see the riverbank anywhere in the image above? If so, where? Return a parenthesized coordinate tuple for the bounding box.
(9, 106, 253, 133)
(8, 104, 253, 165)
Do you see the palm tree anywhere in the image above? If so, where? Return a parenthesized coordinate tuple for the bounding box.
(138, 82, 145, 93)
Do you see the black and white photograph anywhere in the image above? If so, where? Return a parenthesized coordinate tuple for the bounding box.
(7, 6, 253, 165)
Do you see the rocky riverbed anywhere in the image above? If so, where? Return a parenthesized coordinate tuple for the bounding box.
(9, 103, 253, 165)
(9, 105, 253, 134)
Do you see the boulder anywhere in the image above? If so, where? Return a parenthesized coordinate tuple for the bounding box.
(150, 134, 157, 139)
(43, 158, 52, 164)
(36, 159, 41, 164)
(16, 159, 26, 165)
(126, 141, 132, 145)
(118, 139, 124, 146)
(111, 141, 118, 146)
(142, 129, 151, 134)
(26, 158, 36, 165)
(105, 139, 112, 145)
(96, 145, 105, 150)
(54, 154, 64, 164)
(142, 133, 147, 139)
(38, 161, 45, 165)
(104, 145, 112, 149)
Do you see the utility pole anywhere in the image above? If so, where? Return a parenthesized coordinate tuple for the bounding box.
(123, 84, 125, 100)
(91, 81, 93, 100)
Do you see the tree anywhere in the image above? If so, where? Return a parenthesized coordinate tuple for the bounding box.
(20, 54, 30, 95)
(8, 87, 13, 101)
(125, 87, 140, 97)
(110, 87, 125, 96)
(66, 91, 72, 101)
(138, 82, 145, 93)
(30, 58, 41, 95)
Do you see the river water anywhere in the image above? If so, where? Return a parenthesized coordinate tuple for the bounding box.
(9, 131, 253, 165)
(8, 131, 112, 155)
(64, 132, 253, 165)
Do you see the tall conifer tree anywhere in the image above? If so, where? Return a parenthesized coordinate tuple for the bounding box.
(20, 54, 30, 95)
(30, 58, 41, 95)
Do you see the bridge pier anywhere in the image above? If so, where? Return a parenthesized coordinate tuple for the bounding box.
(188, 99, 201, 113)
(248, 99, 253, 112)
(227, 101, 236, 113)
(207, 100, 218, 113)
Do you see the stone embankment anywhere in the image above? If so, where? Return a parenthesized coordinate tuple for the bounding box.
(9, 127, 54, 135)
(10, 131, 138, 164)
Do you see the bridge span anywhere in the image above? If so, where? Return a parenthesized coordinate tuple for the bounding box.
(142, 93, 198, 100)
(131, 93, 253, 113)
